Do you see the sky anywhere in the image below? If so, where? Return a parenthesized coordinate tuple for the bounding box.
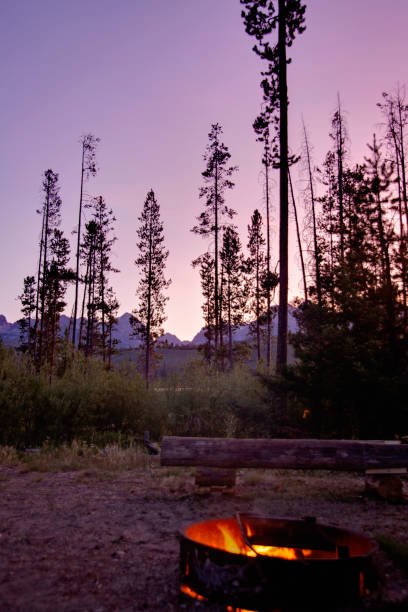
(1, 0, 408, 340)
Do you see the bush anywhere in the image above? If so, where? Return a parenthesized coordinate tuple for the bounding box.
(0, 347, 166, 447)
(156, 361, 280, 438)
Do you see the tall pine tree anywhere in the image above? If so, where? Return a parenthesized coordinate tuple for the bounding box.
(241, 0, 306, 372)
(131, 190, 170, 388)
(192, 123, 237, 366)
(72, 133, 100, 347)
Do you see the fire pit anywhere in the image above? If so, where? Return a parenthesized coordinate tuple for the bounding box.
(179, 515, 378, 610)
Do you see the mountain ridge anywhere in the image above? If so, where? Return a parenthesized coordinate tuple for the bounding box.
(0, 308, 298, 348)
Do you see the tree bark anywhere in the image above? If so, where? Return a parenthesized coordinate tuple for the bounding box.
(276, 0, 289, 374)
(72, 144, 85, 348)
(161, 437, 408, 471)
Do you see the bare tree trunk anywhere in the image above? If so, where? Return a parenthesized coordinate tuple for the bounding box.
(276, 0, 289, 374)
(227, 278, 233, 369)
(72, 145, 85, 348)
(78, 257, 90, 350)
(219, 263, 225, 372)
(336, 96, 345, 261)
(397, 95, 408, 228)
(303, 121, 322, 307)
(38, 179, 51, 366)
(255, 245, 261, 362)
(288, 169, 307, 302)
(265, 160, 272, 367)
(214, 156, 220, 363)
(34, 208, 46, 358)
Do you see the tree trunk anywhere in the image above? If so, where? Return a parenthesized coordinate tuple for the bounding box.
(276, 0, 289, 374)
(72, 145, 85, 348)
(303, 121, 322, 307)
(336, 97, 345, 261)
(288, 169, 307, 302)
(265, 159, 272, 367)
(38, 178, 51, 366)
(214, 155, 219, 361)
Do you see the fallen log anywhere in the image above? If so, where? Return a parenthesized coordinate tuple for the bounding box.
(160, 437, 408, 471)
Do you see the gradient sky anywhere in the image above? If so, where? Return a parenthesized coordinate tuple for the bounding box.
(1, 0, 408, 340)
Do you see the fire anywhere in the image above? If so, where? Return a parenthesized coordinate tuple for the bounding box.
(185, 519, 317, 560)
(180, 584, 206, 601)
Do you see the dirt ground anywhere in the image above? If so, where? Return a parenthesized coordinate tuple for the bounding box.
(0, 461, 407, 611)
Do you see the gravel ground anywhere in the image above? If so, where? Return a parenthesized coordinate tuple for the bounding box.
(0, 463, 407, 611)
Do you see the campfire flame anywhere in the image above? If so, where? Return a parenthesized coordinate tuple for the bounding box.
(185, 519, 332, 560)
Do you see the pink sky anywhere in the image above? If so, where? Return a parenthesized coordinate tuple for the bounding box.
(1, 0, 408, 340)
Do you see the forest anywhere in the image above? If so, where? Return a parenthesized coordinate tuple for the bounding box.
(1, 0, 408, 449)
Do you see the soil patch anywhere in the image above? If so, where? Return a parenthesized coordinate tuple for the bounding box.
(0, 464, 407, 611)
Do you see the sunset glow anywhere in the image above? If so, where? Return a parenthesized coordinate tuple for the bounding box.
(1, 0, 408, 339)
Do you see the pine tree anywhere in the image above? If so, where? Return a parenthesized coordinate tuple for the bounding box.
(329, 96, 348, 262)
(220, 226, 245, 369)
(377, 87, 408, 317)
(105, 287, 119, 369)
(34, 169, 63, 366)
(44, 228, 72, 377)
(76, 197, 118, 361)
(17, 276, 36, 353)
(253, 110, 274, 365)
(91, 196, 119, 362)
(192, 123, 237, 365)
(241, 0, 306, 373)
(285, 135, 408, 438)
(192, 252, 215, 365)
(72, 133, 100, 347)
(246, 209, 267, 361)
(79, 220, 98, 355)
(131, 190, 170, 388)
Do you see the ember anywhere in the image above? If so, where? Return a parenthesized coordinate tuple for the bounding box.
(179, 515, 378, 609)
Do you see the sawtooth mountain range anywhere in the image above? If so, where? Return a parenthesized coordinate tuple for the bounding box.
(0, 308, 298, 349)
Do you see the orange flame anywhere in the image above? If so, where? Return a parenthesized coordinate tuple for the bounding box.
(180, 584, 206, 601)
(185, 519, 322, 560)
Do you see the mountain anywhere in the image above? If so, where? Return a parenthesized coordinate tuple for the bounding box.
(190, 306, 298, 345)
(157, 333, 190, 347)
(0, 316, 21, 346)
(0, 312, 182, 348)
(0, 306, 298, 349)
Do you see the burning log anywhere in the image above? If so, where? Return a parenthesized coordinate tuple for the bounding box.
(161, 436, 408, 471)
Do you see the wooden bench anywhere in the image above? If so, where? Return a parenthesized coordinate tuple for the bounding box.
(160, 437, 408, 500)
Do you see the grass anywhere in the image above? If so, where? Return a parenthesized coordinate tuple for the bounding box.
(375, 534, 408, 575)
(0, 440, 153, 473)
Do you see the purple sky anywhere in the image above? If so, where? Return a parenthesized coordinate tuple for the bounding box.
(1, 0, 408, 340)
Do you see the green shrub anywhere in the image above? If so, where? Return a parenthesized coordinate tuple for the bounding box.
(0, 347, 166, 447)
(156, 362, 279, 438)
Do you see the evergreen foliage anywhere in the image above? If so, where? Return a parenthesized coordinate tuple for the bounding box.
(131, 190, 170, 388)
(72, 133, 100, 347)
(285, 119, 408, 438)
(246, 209, 268, 361)
(78, 196, 119, 363)
(220, 226, 247, 369)
(241, 0, 306, 372)
(192, 123, 237, 368)
(17, 276, 36, 354)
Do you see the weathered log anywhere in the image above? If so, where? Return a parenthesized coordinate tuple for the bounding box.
(160, 437, 408, 471)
